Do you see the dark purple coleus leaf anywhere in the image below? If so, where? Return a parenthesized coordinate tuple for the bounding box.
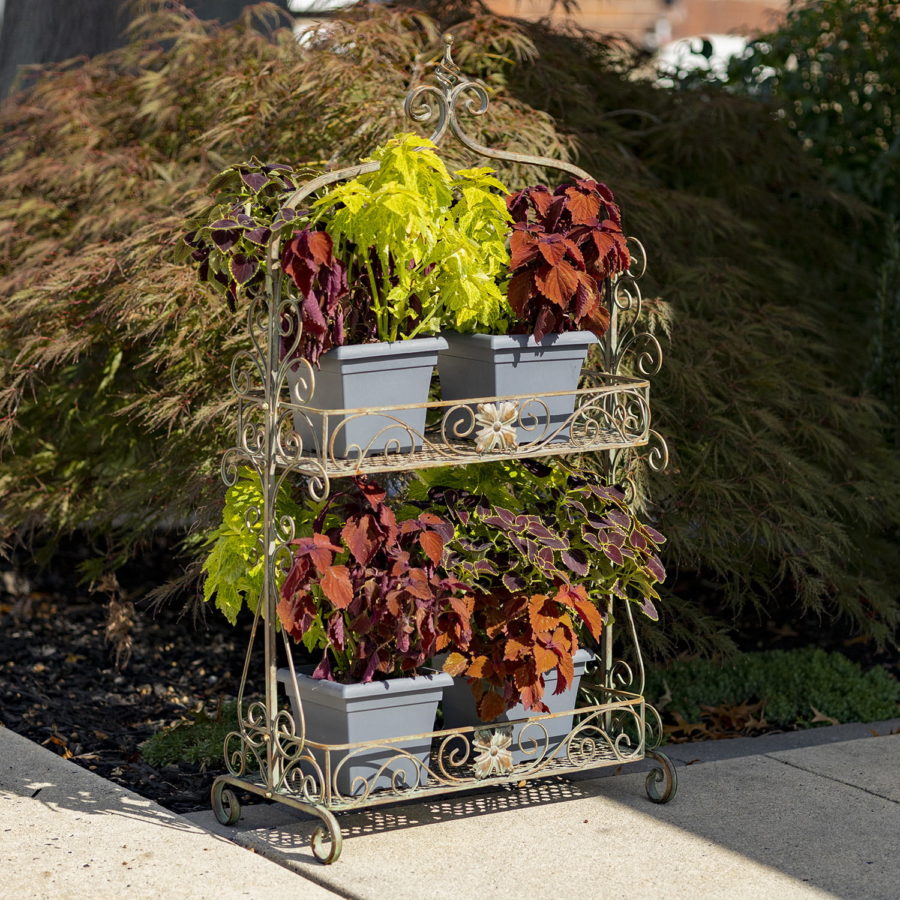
(646, 555, 666, 583)
(241, 172, 268, 192)
(230, 254, 259, 285)
(561, 548, 589, 577)
(210, 229, 240, 251)
(209, 218, 241, 230)
(503, 573, 527, 593)
(629, 531, 647, 550)
(603, 544, 624, 566)
(493, 507, 517, 527)
(243, 226, 272, 246)
(639, 596, 659, 621)
(606, 509, 630, 529)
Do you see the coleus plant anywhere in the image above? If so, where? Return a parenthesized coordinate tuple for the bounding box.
(181, 158, 312, 311)
(277, 476, 471, 683)
(311, 133, 513, 342)
(407, 460, 666, 720)
(201, 468, 309, 625)
(505, 179, 631, 341)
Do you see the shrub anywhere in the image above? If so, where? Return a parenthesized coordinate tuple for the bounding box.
(0, 1, 897, 657)
(645, 648, 899, 727)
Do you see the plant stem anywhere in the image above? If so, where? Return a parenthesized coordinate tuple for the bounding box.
(364, 256, 385, 342)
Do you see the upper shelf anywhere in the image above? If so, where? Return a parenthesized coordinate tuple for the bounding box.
(229, 372, 651, 481)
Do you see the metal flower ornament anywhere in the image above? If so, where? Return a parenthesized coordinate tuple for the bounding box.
(474, 401, 519, 453)
(472, 727, 515, 779)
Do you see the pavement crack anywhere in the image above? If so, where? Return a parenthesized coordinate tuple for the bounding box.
(764, 754, 899, 804)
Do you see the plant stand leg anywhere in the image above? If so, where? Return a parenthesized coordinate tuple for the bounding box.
(210, 774, 344, 864)
(644, 750, 677, 803)
(211, 775, 242, 825)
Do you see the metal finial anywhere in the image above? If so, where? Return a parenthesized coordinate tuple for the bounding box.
(435, 33, 461, 89)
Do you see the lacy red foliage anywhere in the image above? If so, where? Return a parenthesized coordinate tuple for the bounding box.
(506, 179, 630, 341)
(277, 477, 468, 682)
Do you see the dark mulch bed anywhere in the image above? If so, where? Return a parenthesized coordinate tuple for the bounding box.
(0, 542, 254, 814)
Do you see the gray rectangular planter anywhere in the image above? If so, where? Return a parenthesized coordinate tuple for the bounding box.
(440, 648, 594, 766)
(287, 336, 447, 459)
(437, 331, 597, 444)
(276, 668, 452, 798)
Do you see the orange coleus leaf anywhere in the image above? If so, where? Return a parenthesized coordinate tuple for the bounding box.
(477, 689, 508, 722)
(592, 229, 619, 263)
(306, 229, 333, 266)
(534, 644, 558, 676)
(504, 636, 531, 661)
(565, 187, 601, 225)
(573, 596, 604, 640)
(418, 529, 444, 566)
(320, 564, 353, 609)
(556, 585, 603, 640)
(341, 515, 378, 566)
(510, 230, 540, 269)
(530, 188, 554, 217)
(514, 658, 538, 690)
(537, 234, 567, 266)
(535, 259, 579, 307)
(553, 647, 575, 696)
(466, 655, 493, 679)
(519, 680, 548, 713)
(507, 270, 534, 318)
(528, 594, 559, 632)
(442, 652, 469, 677)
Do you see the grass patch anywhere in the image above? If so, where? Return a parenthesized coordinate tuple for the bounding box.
(140, 701, 241, 769)
(646, 648, 899, 728)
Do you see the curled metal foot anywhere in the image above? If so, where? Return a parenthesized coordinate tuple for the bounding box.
(310, 808, 343, 864)
(211, 778, 242, 825)
(645, 750, 678, 804)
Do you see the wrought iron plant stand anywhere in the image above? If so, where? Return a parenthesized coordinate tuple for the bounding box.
(210, 35, 677, 863)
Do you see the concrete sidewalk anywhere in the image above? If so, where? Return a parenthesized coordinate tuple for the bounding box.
(2, 720, 898, 900)
(187, 721, 900, 900)
(0, 725, 337, 899)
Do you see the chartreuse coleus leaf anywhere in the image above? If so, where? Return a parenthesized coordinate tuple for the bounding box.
(311, 134, 512, 341)
(201, 468, 313, 625)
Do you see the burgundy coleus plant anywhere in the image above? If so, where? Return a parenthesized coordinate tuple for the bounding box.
(280, 228, 350, 368)
(505, 179, 631, 341)
(277, 477, 471, 683)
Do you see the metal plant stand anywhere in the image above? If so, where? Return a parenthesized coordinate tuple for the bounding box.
(210, 35, 677, 864)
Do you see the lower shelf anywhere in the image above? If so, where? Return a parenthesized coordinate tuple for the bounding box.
(214, 690, 673, 810)
(211, 690, 678, 863)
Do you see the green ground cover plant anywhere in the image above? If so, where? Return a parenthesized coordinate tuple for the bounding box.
(645, 648, 899, 728)
(0, 1, 897, 660)
(140, 701, 242, 768)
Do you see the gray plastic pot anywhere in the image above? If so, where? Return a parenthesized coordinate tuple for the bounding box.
(287, 336, 447, 459)
(437, 331, 597, 445)
(276, 668, 452, 798)
(440, 648, 594, 765)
